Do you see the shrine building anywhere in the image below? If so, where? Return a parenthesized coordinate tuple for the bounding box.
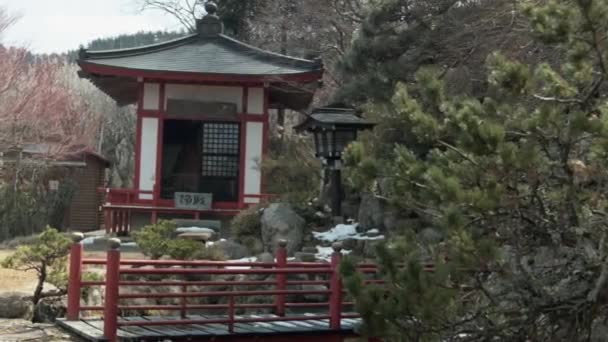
(77, 2, 323, 233)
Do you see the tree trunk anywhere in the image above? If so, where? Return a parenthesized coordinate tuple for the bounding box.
(32, 263, 46, 305)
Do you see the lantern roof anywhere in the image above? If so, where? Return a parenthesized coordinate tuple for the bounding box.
(76, 1, 323, 109)
(295, 105, 376, 132)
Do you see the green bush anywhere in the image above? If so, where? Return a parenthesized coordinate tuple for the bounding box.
(132, 220, 177, 259)
(1, 227, 72, 305)
(230, 206, 263, 254)
(196, 245, 227, 261)
(134, 220, 227, 261)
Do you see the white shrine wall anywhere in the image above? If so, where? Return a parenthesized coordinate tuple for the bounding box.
(143, 83, 160, 110)
(164, 84, 244, 112)
(137, 82, 267, 205)
(243, 122, 264, 204)
(247, 87, 264, 115)
(139, 117, 159, 200)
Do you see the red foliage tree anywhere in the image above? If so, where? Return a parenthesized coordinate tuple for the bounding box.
(0, 7, 102, 159)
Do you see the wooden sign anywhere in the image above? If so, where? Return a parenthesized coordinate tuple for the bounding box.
(175, 192, 212, 210)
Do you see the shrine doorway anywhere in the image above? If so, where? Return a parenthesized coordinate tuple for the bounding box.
(161, 119, 240, 203)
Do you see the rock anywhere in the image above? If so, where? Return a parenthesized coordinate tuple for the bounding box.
(0, 292, 33, 319)
(257, 252, 274, 264)
(84, 287, 104, 309)
(302, 247, 318, 254)
(294, 252, 316, 262)
(363, 240, 384, 258)
(299, 284, 328, 302)
(33, 297, 66, 323)
(357, 193, 384, 230)
(261, 203, 305, 255)
(591, 318, 608, 342)
(341, 200, 359, 221)
(341, 238, 358, 251)
(214, 240, 250, 259)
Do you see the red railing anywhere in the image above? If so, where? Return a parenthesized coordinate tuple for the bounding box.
(66, 236, 380, 342)
(98, 187, 279, 234)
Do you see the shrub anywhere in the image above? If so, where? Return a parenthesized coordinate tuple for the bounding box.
(134, 220, 227, 261)
(1, 227, 71, 305)
(230, 206, 263, 254)
(131, 220, 177, 259)
(196, 245, 227, 261)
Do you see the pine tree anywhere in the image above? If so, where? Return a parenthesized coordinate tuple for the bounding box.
(343, 0, 608, 340)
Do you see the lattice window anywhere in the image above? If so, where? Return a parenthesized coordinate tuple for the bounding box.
(201, 123, 240, 178)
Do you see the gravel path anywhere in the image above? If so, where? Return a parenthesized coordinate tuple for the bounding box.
(0, 320, 81, 342)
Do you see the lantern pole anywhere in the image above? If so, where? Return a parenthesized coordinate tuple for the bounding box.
(330, 161, 342, 218)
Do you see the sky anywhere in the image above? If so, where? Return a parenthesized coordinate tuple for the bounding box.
(0, 0, 184, 53)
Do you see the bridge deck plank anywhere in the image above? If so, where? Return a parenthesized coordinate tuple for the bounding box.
(57, 315, 361, 341)
(84, 319, 139, 340)
(56, 319, 105, 342)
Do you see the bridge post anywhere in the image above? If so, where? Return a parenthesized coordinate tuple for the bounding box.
(228, 294, 235, 333)
(329, 242, 343, 330)
(103, 238, 122, 342)
(66, 232, 84, 321)
(275, 239, 288, 317)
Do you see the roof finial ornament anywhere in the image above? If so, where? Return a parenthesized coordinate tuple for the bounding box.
(197, 0, 223, 37)
(204, 1, 218, 16)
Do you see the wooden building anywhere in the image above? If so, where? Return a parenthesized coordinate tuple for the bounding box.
(77, 2, 324, 233)
(0, 144, 110, 231)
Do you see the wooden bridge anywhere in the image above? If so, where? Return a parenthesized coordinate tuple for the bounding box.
(58, 236, 383, 342)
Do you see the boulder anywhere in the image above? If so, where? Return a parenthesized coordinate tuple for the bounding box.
(214, 240, 250, 260)
(0, 292, 33, 319)
(257, 252, 274, 264)
(341, 238, 358, 251)
(298, 284, 328, 303)
(261, 203, 305, 255)
(357, 193, 384, 231)
(294, 252, 316, 262)
(301, 246, 318, 254)
(33, 297, 66, 323)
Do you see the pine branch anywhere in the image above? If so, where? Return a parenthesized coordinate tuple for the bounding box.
(438, 140, 479, 166)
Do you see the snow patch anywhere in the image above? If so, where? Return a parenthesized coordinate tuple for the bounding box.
(81, 237, 99, 245)
(313, 224, 385, 242)
(315, 246, 351, 261)
(176, 227, 216, 234)
(225, 256, 258, 270)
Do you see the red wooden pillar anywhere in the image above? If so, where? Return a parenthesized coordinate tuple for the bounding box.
(103, 238, 122, 342)
(329, 242, 343, 330)
(228, 294, 235, 333)
(66, 232, 84, 321)
(275, 239, 287, 317)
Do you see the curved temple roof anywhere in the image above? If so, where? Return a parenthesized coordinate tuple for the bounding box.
(77, 2, 323, 109)
(79, 33, 323, 77)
